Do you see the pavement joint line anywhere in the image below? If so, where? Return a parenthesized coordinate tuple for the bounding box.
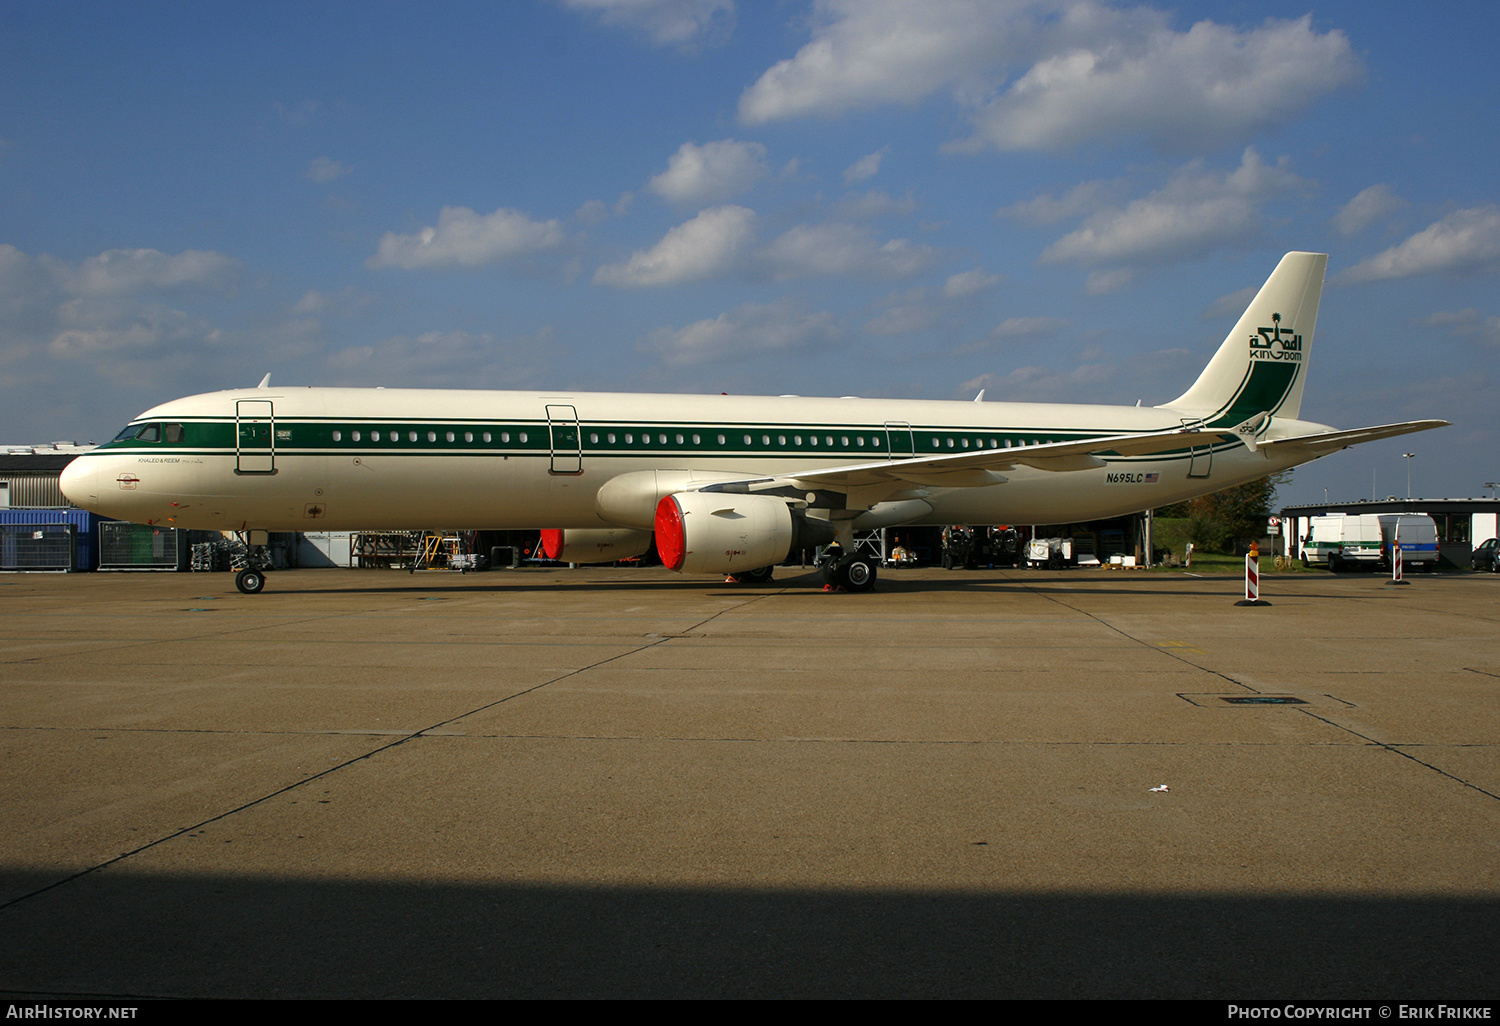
(997, 570, 1261, 693)
(1006, 574, 1500, 804)
(0, 589, 779, 915)
(1293, 708, 1500, 805)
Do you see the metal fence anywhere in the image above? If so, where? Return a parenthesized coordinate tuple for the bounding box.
(0, 523, 76, 570)
(99, 522, 182, 570)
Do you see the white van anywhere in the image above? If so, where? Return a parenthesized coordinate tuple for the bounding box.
(1302, 513, 1438, 571)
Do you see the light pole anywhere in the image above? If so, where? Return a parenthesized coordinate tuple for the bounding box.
(1402, 453, 1415, 499)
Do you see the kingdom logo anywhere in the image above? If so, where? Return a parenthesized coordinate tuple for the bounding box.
(1249, 312, 1303, 362)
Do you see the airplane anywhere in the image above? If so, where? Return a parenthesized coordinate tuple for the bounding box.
(59, 251, 1446, 594)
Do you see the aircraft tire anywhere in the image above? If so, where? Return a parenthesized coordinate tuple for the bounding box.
(837, 554, 877, 592)
(738, 565, 774, 584)
(236, 568, 267, 594)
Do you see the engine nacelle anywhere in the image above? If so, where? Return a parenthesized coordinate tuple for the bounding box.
(654, 492, 834, 575)
(539, 528, 653, 564)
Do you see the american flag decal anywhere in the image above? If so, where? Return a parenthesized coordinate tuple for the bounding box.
(1145, 473, 1159, 482)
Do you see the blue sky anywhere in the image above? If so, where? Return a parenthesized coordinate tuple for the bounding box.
(2, 0, 1496, 506)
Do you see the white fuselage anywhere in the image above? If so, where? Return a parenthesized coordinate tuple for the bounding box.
(60, 386, 1327, 534)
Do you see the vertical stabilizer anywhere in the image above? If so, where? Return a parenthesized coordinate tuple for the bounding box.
(1163, 252, 1326, 425)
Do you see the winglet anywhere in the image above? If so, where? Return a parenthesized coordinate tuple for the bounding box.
(257, 373, 272, 388)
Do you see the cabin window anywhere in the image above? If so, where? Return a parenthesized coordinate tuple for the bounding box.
(657, 434, 667, 445)
(692, 434, 700, 445)
(371, 430, 381, 441)
(483, 432, 492, 443)
(445, 431, 454, 443)
(464, 432, 473, 443)
(426, 431, 436, 442)
(589, 433, 599, 444)
(946, 438, 955, 448)
(856, 436, 865, 447)
(675, 433, 684, 445)
(519, 432, 528, 443)
(332, 430, 342, 442)
(777, 435, 786, 445)
(794, 435, 802, 446)
(744, 435, 752, 445)
(841, 436, 849, 447)
(762, 435, 771, 446)
(624, 433, 633, 444)
(931, 438, 940, 448)
(352, 430, 361, 442)
(961, 438, 969, 448)
(608, 433, 617, 444)
(717, 434, 726, 445)
(500, 432, 510, 443)
(809, 436, 818, 446)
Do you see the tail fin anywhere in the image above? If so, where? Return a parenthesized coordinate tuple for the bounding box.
(1163, 252, 1326, 426)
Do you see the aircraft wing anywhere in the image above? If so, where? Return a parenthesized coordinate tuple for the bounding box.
(1256, 419, 1449, 456)
(700, 425, 1234, 495)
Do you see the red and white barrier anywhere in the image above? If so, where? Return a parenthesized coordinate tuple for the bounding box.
(1235, 541, 1271, 606)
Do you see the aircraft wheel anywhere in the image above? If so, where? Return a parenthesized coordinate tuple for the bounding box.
(235, 568, 267, 594)
(737, 565, 774, 584)
(837, 554, 877, 592)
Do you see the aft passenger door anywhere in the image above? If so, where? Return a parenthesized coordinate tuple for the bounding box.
(546, 404, 582, 475)
(236, 400, 275, 473)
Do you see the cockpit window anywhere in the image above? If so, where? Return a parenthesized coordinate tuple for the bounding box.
(164, 422, 185, 444)
(132, 424, 161, 442)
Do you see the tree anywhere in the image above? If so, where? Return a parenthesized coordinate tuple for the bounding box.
(1159, 472, 1288, 554)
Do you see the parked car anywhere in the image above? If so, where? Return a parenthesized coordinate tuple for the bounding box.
(1473, 538, 1499, 572)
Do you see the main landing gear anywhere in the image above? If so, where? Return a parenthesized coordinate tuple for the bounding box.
(819, 549, 877, 593)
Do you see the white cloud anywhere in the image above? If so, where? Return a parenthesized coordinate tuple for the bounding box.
(739, 0, 1038, 124)
(990, 316, 1066, 339)
(575, 199, 610, 224)
(759, 222, 937, 280)
(594, 205, 756, 286)
(1332, 184, 1404, 237)
(843, 147, 889, 184)
(1203, 285, 1258, 319)
(863, 303, 936, 336)
(305, 156, 351, 183)
(1041, 149, 1304, 269)
(960, 15, 1361, 152)
(942, 267, 1001, 298)
(564, 0, 735, 49)
(47, 300, 221, 358)
(1418, 309, 1500, 347)
(831, 189, 918, 221)
(1337, 206, 1500, 283)
(368, 206, 565, 270)
(643, 299, 841, 366)
(68, 248, 239, 296)
(291, 287, 373, 317)
(997, 180, 1113, 225)
(739, 3, 1361, 153)
(649, 139, 769, 206)
(328, 327, 557, 388)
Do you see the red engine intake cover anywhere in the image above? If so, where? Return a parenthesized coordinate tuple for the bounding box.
(539, 529, 564, 561)
(654, 495, 686, 571)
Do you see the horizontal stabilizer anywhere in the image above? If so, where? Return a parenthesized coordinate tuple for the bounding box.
(1258, 419, 1449, 454)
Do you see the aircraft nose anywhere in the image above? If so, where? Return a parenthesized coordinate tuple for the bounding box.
(59, 457, 99, 509)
